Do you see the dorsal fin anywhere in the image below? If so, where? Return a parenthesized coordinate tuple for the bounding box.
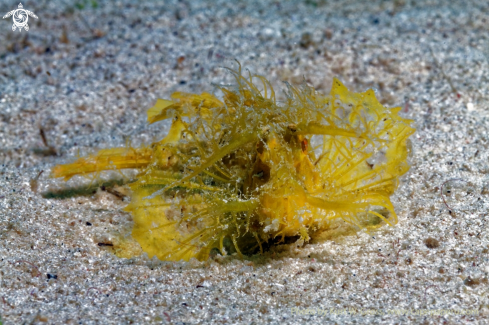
(147, 99, 175, 124)
(331, 77, 348, 96)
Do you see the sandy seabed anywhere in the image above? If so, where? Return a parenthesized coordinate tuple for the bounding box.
(1, 0, 489, 324)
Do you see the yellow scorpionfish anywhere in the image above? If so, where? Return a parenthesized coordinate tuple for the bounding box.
(52, 64, 415, 261)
